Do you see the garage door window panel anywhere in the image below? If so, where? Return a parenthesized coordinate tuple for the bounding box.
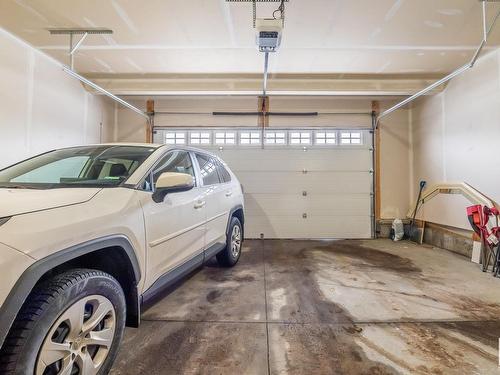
(190, 132, 211, 145)
(165, 132, 186, 145)
(290, 131, 312, 145)
(265, 131, 287, 145)
(215, 132, 236, 145)
(340, 132, 362, 145)
(240, 131, 261, 146)
(315, 131, 337, 145)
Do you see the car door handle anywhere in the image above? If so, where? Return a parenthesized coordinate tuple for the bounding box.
(225, 191, 233, 197)
(194, 201, 206, 209)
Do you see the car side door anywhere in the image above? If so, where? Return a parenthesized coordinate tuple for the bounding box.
(139, 150, 206, 290)
(194, 153, 227, 250)
(214, 157, 239, 221)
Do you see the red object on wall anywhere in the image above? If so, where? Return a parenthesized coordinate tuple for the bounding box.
(467, 205, 500, 245)
(467, 205, 483, 236)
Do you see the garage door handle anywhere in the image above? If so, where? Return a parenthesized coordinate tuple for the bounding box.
(225, 191, 233, 197)
(194, 201, 206, 209)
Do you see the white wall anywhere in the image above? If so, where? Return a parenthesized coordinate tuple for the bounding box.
(0, 28, 115, 169)
(379, 105, 412, 220)
(411, 48, 500, 229)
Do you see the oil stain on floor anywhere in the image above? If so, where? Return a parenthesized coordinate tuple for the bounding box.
(110, 239, 500, 375)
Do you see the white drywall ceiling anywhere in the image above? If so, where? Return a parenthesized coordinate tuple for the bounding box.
(0, 0, 499, 75)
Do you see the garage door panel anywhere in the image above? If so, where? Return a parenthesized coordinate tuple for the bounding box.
(156, 127, 373, 239)
(244, 194, 371, 216)
(239, 171, 371, 194)
(245, 215, 372, 239)
(217, 149, 372, 172)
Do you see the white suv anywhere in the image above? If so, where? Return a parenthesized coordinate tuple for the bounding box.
(0, 144, 245, 375)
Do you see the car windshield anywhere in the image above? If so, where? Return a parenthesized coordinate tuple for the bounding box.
(0, 145, 156, 189)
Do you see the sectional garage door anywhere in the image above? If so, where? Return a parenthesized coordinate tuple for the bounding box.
(154, 128, 374, 239)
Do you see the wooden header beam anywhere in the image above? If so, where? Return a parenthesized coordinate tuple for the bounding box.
(258, 96, 270, 128)
(372, 101, 381, 222)
(146, 99, 155, 143)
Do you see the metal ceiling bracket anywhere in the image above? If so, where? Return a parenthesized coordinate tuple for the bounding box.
(70, 32, 88, 56)
(48, 28, 147, 119)
(262, 52, 270, 96)
(377, 1, 500, 124)
(225, 0, 289, 27)
(49, 28, 113, 70)
(253, 0, 257, 27)
(68, 32, 88, 69)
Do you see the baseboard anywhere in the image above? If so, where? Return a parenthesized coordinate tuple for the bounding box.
(423, 222, 473, 258)
(376, 219, 474, 258)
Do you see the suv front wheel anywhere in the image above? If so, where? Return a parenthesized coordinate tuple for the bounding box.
(0, 269, 126, 375)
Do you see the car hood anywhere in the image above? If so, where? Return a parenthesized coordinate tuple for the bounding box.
(0, 188, 102, 218)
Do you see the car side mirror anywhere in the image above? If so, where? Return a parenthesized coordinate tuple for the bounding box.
(152, 172, 195, 203)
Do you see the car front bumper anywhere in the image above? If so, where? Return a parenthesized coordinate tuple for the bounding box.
(0, 242, 34, 348)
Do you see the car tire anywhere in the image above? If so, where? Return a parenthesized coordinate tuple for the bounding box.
(0, 268, 126, 375)
(217, 216, 243, 267)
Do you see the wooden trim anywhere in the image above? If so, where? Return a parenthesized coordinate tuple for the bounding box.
(146, 99, 154, 143)
(372, 100, 381, 220)
(258, 96, 269, 128)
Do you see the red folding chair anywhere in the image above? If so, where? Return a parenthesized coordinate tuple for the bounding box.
(467, 205, 500, 275)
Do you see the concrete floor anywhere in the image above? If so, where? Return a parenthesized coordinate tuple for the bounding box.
(110, 239, 500, 374)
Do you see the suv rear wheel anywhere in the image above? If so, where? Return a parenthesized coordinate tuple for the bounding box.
(216, 217, 243, 267)
(0, 269, 126, 375)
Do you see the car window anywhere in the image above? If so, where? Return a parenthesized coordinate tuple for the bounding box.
(0, 146, 155, 188)
(216, 160, 231, 183)
(195, 154, 221, 186)
(96, 158, 138, 180)
(11, 156, 90, 183)
(151, 151, 195, 190)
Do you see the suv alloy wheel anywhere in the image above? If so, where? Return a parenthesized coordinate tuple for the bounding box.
(216, 217, 243, 267)
(0, 269, 126, 375)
